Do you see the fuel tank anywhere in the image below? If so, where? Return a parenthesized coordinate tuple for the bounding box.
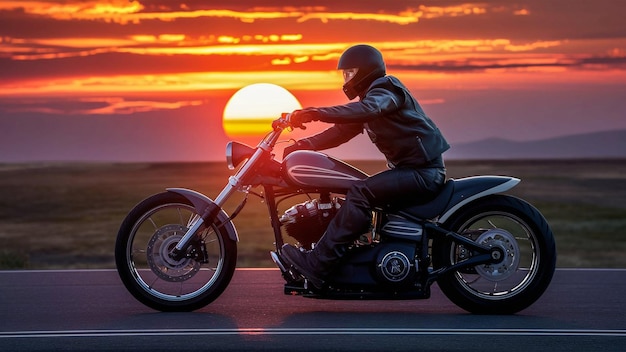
(282, 151, 369, 190)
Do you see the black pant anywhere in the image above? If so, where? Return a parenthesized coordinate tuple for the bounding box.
(317, 165, 446, 256)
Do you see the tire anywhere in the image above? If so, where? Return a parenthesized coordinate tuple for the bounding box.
(115, 192, 237, 312)
(432, 194, 556, 314)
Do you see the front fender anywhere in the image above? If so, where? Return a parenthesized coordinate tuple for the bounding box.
(167, 188, 239, 242)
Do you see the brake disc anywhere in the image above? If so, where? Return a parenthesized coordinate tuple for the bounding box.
(146, 224, 200, 282)
(474, 228, 520, 281)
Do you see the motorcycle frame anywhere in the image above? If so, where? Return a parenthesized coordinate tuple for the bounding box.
(168, 119, 504, 279)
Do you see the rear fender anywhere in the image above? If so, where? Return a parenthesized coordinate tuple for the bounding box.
(167, 188, 239, 242)
(438, 176, 520, 223)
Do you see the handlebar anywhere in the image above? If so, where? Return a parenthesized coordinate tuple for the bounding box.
(271, 113, 292, 131)
(258, 112, 308, 154)
(272, 112, 307, 132)
(263, 113, 295, 149)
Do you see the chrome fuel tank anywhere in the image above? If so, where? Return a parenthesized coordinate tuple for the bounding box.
(282, 151, 369, 190)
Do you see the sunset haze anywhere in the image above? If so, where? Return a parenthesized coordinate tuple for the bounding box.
(1, 0, 625, 162)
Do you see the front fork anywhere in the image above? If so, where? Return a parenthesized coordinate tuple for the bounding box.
(168, 176, 241, 261)
(169, 217, 207, 261)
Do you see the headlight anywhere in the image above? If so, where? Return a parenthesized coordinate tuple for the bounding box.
(226, 141, 255, 170)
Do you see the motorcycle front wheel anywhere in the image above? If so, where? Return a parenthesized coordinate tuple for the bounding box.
(115, 192, 237, 312)
(433, 194, 556, 314)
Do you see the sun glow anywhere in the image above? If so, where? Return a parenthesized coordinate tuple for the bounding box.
(0, 2, 495, 25)
(222, 83, 302, 137)
(0, 71, 340, 97)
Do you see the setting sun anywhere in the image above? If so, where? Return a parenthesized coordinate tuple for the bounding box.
(1, 1, 625, 162)
(222, 83, 302, 137)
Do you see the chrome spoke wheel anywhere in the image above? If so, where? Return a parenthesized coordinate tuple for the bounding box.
(452, 213, 537, 300)
(116, 192, 237, 311)
(127, 202, 224, 301)
(434, 195, 556, 314)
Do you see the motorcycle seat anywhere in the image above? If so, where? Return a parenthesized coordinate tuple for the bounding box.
(399, 179, 455, 220)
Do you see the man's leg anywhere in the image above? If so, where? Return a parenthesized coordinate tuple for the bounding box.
(281, 168, 440, 288)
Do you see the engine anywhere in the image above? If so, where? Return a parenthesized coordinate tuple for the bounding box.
(280, 198, 342, 249)
(373, 215, 423, 285)
(374, 243, 418, 286)
(281, 200, 426, 287)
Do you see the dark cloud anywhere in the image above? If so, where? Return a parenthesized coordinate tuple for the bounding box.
(388, 55, 626, 73)
(1, 0, 625, 162)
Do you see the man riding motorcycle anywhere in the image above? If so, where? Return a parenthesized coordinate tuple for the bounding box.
(280, 44, 450, 289)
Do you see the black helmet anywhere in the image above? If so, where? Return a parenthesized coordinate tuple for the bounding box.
(337, 44, 386, 100)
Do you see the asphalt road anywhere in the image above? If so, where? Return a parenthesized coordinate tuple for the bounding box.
(1, 268, 625, 351)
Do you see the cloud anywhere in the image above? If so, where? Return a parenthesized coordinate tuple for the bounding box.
(1, 1, 625, 98)
(0, 1, 503, 26)
(387, 54, 626, 73)
(83, 97, 204, 115)
(0, 97, 204, 115)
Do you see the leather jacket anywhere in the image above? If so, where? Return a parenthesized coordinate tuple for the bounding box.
(303, 75, 450, 168)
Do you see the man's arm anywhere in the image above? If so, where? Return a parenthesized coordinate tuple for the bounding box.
(304, 123, 364, 151)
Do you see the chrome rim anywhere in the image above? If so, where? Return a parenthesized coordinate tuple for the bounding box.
(126, 203, 225, 301)
(451, 211, 539, 300)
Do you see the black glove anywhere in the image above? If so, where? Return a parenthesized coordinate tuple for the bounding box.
(289, 108, 319, 128)
(283, 139, 315, 158)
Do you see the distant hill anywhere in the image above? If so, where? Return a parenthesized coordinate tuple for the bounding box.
(445, 129, 626, 159)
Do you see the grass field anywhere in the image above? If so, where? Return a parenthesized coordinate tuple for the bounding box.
(0, 159, 624, 269)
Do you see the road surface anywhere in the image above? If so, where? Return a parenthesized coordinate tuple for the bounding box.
(1, 268, 625, 351)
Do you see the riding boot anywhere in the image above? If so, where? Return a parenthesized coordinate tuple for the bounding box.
(281, 182, 371, 289)
(281, 239, 340, 289)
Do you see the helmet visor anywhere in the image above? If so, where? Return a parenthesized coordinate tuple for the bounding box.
(342, 68, 359, 83)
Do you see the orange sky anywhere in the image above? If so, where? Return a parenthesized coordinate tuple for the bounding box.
(1, 0, 625, 162)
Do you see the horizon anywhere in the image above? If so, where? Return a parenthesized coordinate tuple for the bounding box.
(1, 128, 625, 164)
(1, 1, 625, 162)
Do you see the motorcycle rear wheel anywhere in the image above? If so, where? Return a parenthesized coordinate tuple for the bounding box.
(433, 194, 556, 314)
(115, 192, 237, 312)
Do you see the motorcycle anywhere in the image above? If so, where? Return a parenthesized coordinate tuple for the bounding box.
(115, 114, 556, 314)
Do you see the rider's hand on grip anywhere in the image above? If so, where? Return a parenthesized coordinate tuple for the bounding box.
(289, 108, 319, 129)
